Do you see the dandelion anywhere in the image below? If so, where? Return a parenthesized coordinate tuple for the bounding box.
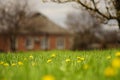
(80, 57, 85, 61)
(18, 61, 23, 66)
(106, 55, 111, 60)
(77, 60, 81, 63)
(115, 52, 120, 57)
(42, 75, 55, 80)
(47, 59, 52, 63)
(77, 56, 84, 62)
(29, 55, 34, 59)
(77, 56, 81, 60)
(65, 59, 71, 62)
(104, 67, 116, 77)
(51, 54, 56, 58)
(83, 64, 89, 70)
(0, 61, 4, 65)
(11, 63, 16, 66)
(112, 58, 120, 68)
(3, 63, 9, 67)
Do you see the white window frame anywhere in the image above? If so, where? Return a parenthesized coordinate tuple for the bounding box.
(56, 37, 65, 50)
(40, 37, 49, 50)
(25, 37, 34, 50)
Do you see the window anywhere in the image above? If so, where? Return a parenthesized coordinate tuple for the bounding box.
(40, 37, 49, 50)
(56, 37, 65, 49)
(25, 37, 34, 49)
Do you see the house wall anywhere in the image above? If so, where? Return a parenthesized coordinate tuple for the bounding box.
(49, 35, 56, 50)
(0, 34, 72, 52)
(0, 35, 10, 52)
(16, 34, 71, 51)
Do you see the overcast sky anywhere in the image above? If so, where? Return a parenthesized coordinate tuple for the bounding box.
(2, 0, 119, 29)
(29, 0, 118, 29)
(28, 0, 79, 27)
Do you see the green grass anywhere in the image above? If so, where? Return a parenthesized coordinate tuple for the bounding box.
(0, 49, 120, 80)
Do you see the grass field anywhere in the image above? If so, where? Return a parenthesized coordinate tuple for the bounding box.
(0, 49, 120, 80)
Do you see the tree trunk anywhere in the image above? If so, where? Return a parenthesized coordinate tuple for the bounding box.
(115, 0, 120, 29)
(10, 35, 16, 52)
(118, 19, 120, 29)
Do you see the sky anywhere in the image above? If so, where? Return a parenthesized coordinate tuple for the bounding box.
(2, 0, 119, 30)
(29, 0, 118, 30)
(28, 0, 79, 27)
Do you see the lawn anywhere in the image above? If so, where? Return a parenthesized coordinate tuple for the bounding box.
(0, 49, 120, 80)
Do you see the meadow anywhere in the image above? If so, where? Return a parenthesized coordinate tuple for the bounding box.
(0, 49, 120, 80)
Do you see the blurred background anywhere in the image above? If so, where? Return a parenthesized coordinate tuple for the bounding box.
(0, 0, 120, 51)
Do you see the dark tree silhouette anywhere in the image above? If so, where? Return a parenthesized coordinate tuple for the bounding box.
(45, 0, 120, 28)
(0, 0, 30, 52)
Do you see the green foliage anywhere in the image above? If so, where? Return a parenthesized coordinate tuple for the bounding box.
(0, 50, 120, 80)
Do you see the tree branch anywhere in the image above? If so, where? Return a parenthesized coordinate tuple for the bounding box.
(48, 0, 117, 20)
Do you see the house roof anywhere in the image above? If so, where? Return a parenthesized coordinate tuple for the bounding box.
(0, 12, 71, 35)
(19, 12, 70, 35)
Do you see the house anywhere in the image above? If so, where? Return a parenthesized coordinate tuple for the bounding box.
(0, 13, 72, 52)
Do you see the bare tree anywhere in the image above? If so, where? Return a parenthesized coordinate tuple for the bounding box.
(66, 10, 120, 50)
(0, 0, 30, 52)
(66, 11, 104, 50)
(44, 0, 120, 28)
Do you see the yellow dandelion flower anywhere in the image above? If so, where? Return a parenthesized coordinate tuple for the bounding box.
(112, 58, 120, 68)
(115, 52, 120, 57)
(11, 63, 16, 66)
(80, 57, 85, 61)
(51, 54, 56, 58)
(104, 67, 116, 77)
(77, 60, 81, 63)
(65, 59, 71, 62)
(47, 59, 52, 63)
(42, 75, 55, 80)
(0, 61, 4, 65)
(77, 56, 81, 60)
(29, 55, 34, 59)
(83, 64, 89, 70)
(106, 55, 111, 60)
(3, 63, 9, 67)
(18, 61, 23, 66)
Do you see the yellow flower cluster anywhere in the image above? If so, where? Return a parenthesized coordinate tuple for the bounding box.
(29, 55, 34, 59)
(65, 59, 71, 62)
(51, 53, 56, 58)
(46, 53, 57, 63)
(0, 54, 38, 68)
(47, 59, 52, 63)
(104, 52, 120, 77)
(18, 61, 23, 66)
(115, 52, 120, 57)
(77, 56, 85, 63)
(42, 75, 55, 80)
(0, 61, 4, 65)
(3, 63, 9, 67)
(11, 63, 16, 66)
(0, 61, 24, 67)
(104, 67, 116, 77)
(112, 58, 120, 68)
(0, 61, 9, 67)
